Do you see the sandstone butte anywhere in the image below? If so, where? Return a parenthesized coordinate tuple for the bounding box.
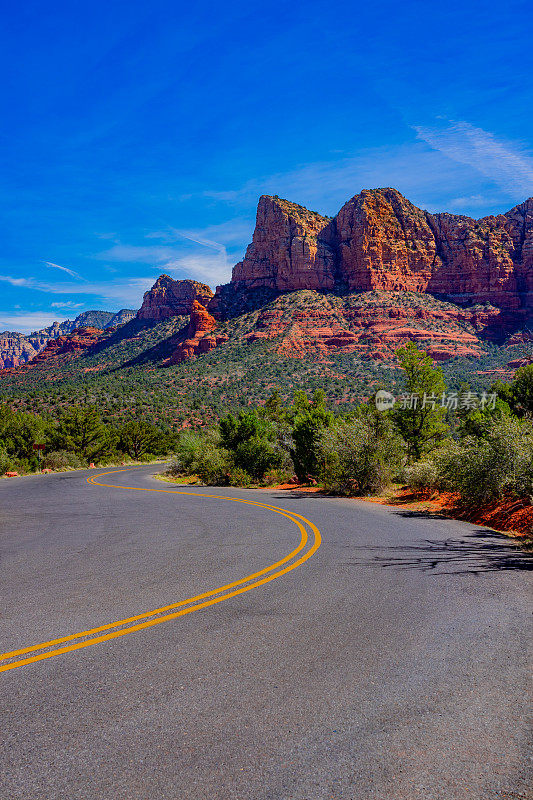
(203, 188, 532, 363)
(213, 188, 532, 314)
(6, 188, 532, 370)
(137, 275, 214, 321)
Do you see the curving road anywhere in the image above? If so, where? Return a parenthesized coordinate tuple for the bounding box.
(0, 465, 531, 799)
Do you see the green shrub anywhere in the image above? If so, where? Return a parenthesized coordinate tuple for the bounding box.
(511, 364, 533, 416)
(0, 446, 14, 474)
(42, 450, 85, 471)
(404, 460, 439, 493)
(171, 430, 206, 474)
(220, 410, 285, 479)
(261, 467, 294, 486)
(227, 467, 252, 487)
(234, 436, 282, 479)
(194, 443, 231, 485)
(169, 429, 231, 485)
(433, 417, 533, 503)
(291, 403, 333, 482)
(320, 416, 404, 496)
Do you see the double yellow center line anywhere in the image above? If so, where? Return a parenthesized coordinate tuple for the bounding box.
(1, 469, 321, 673)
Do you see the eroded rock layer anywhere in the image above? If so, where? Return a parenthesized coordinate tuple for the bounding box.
(137, 276, 214, 321)
(29, 327, 105, 364)
(212, 189, 533, 319)
(239, 291, 500, 362)
(231, 195, 336, 292)
(0, 333, 39, 368)
(167, 301, 228, 364)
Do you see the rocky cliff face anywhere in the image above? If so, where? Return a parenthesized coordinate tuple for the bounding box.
(212, 189, 533, 320)
(167, 301, 228, 364)
(427, 212, 518, 309)
(0, 333, 39, 368)
(137, 275, 213, 321)
(503, 197, 533, 310)
(29, 327, 104, 365)
(0, 321, 76, 368)
(231, 196, 336, 292)
(329, 189, 437, 293)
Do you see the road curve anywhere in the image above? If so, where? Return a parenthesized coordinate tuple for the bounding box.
(1, 468, 321, 672)
(0, 465, 531, 799)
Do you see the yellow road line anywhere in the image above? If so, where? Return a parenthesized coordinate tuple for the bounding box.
(1, 469, 321, 673)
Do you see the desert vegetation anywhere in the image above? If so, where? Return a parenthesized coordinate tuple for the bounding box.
(165, 345, 533, 523)
(2, 343, 532, 534)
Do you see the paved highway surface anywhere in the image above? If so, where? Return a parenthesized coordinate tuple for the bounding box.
(1, 465, 531, 799)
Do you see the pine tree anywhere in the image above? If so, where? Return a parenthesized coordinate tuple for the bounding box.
(392, 342, 448, 462)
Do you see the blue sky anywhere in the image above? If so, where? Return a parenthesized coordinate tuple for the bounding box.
(1, 0, 531, 333)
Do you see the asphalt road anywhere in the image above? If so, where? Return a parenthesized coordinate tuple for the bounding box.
(1, 465, 531, 800)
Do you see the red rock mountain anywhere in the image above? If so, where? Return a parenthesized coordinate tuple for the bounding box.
(0, 321, 87, 368)
(214, 189, 533, 318)
(137, 276, 214, 321)
(167, 301, 228, 364)
(231, 196, 336, 292)
(123, 190, 533, 369)
(29, 327, 105, 364)
(4, 190, 531, 375)
(0, 333, 40, 368)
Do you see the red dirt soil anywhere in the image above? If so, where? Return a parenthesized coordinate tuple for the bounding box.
(370, 488, 533, 538)
(270, 483, 533, 539)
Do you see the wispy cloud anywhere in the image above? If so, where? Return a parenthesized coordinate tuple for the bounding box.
(0, 272, 155, 309)
(414, 120, 533, 198)
(96, 244, 175, 263)
(98, 243, 231, 287)
(171, 229, 227, 271)
(447, 194, 491, 210)
(202, 141, 504, 216)
(38, 277, 155, 307)
(50, 300, 84, 309)
(44, 261, 85, 280)
(199, 127, 533, 220)
(97, 224, 240, 288)
(0, 274, 33, 287)
(147, 218, 252, 247)
(164, 254, 232, 287)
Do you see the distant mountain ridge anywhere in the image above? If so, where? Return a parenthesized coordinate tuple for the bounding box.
(31, 308, 137, 339)
(0, 308, 136, 368)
